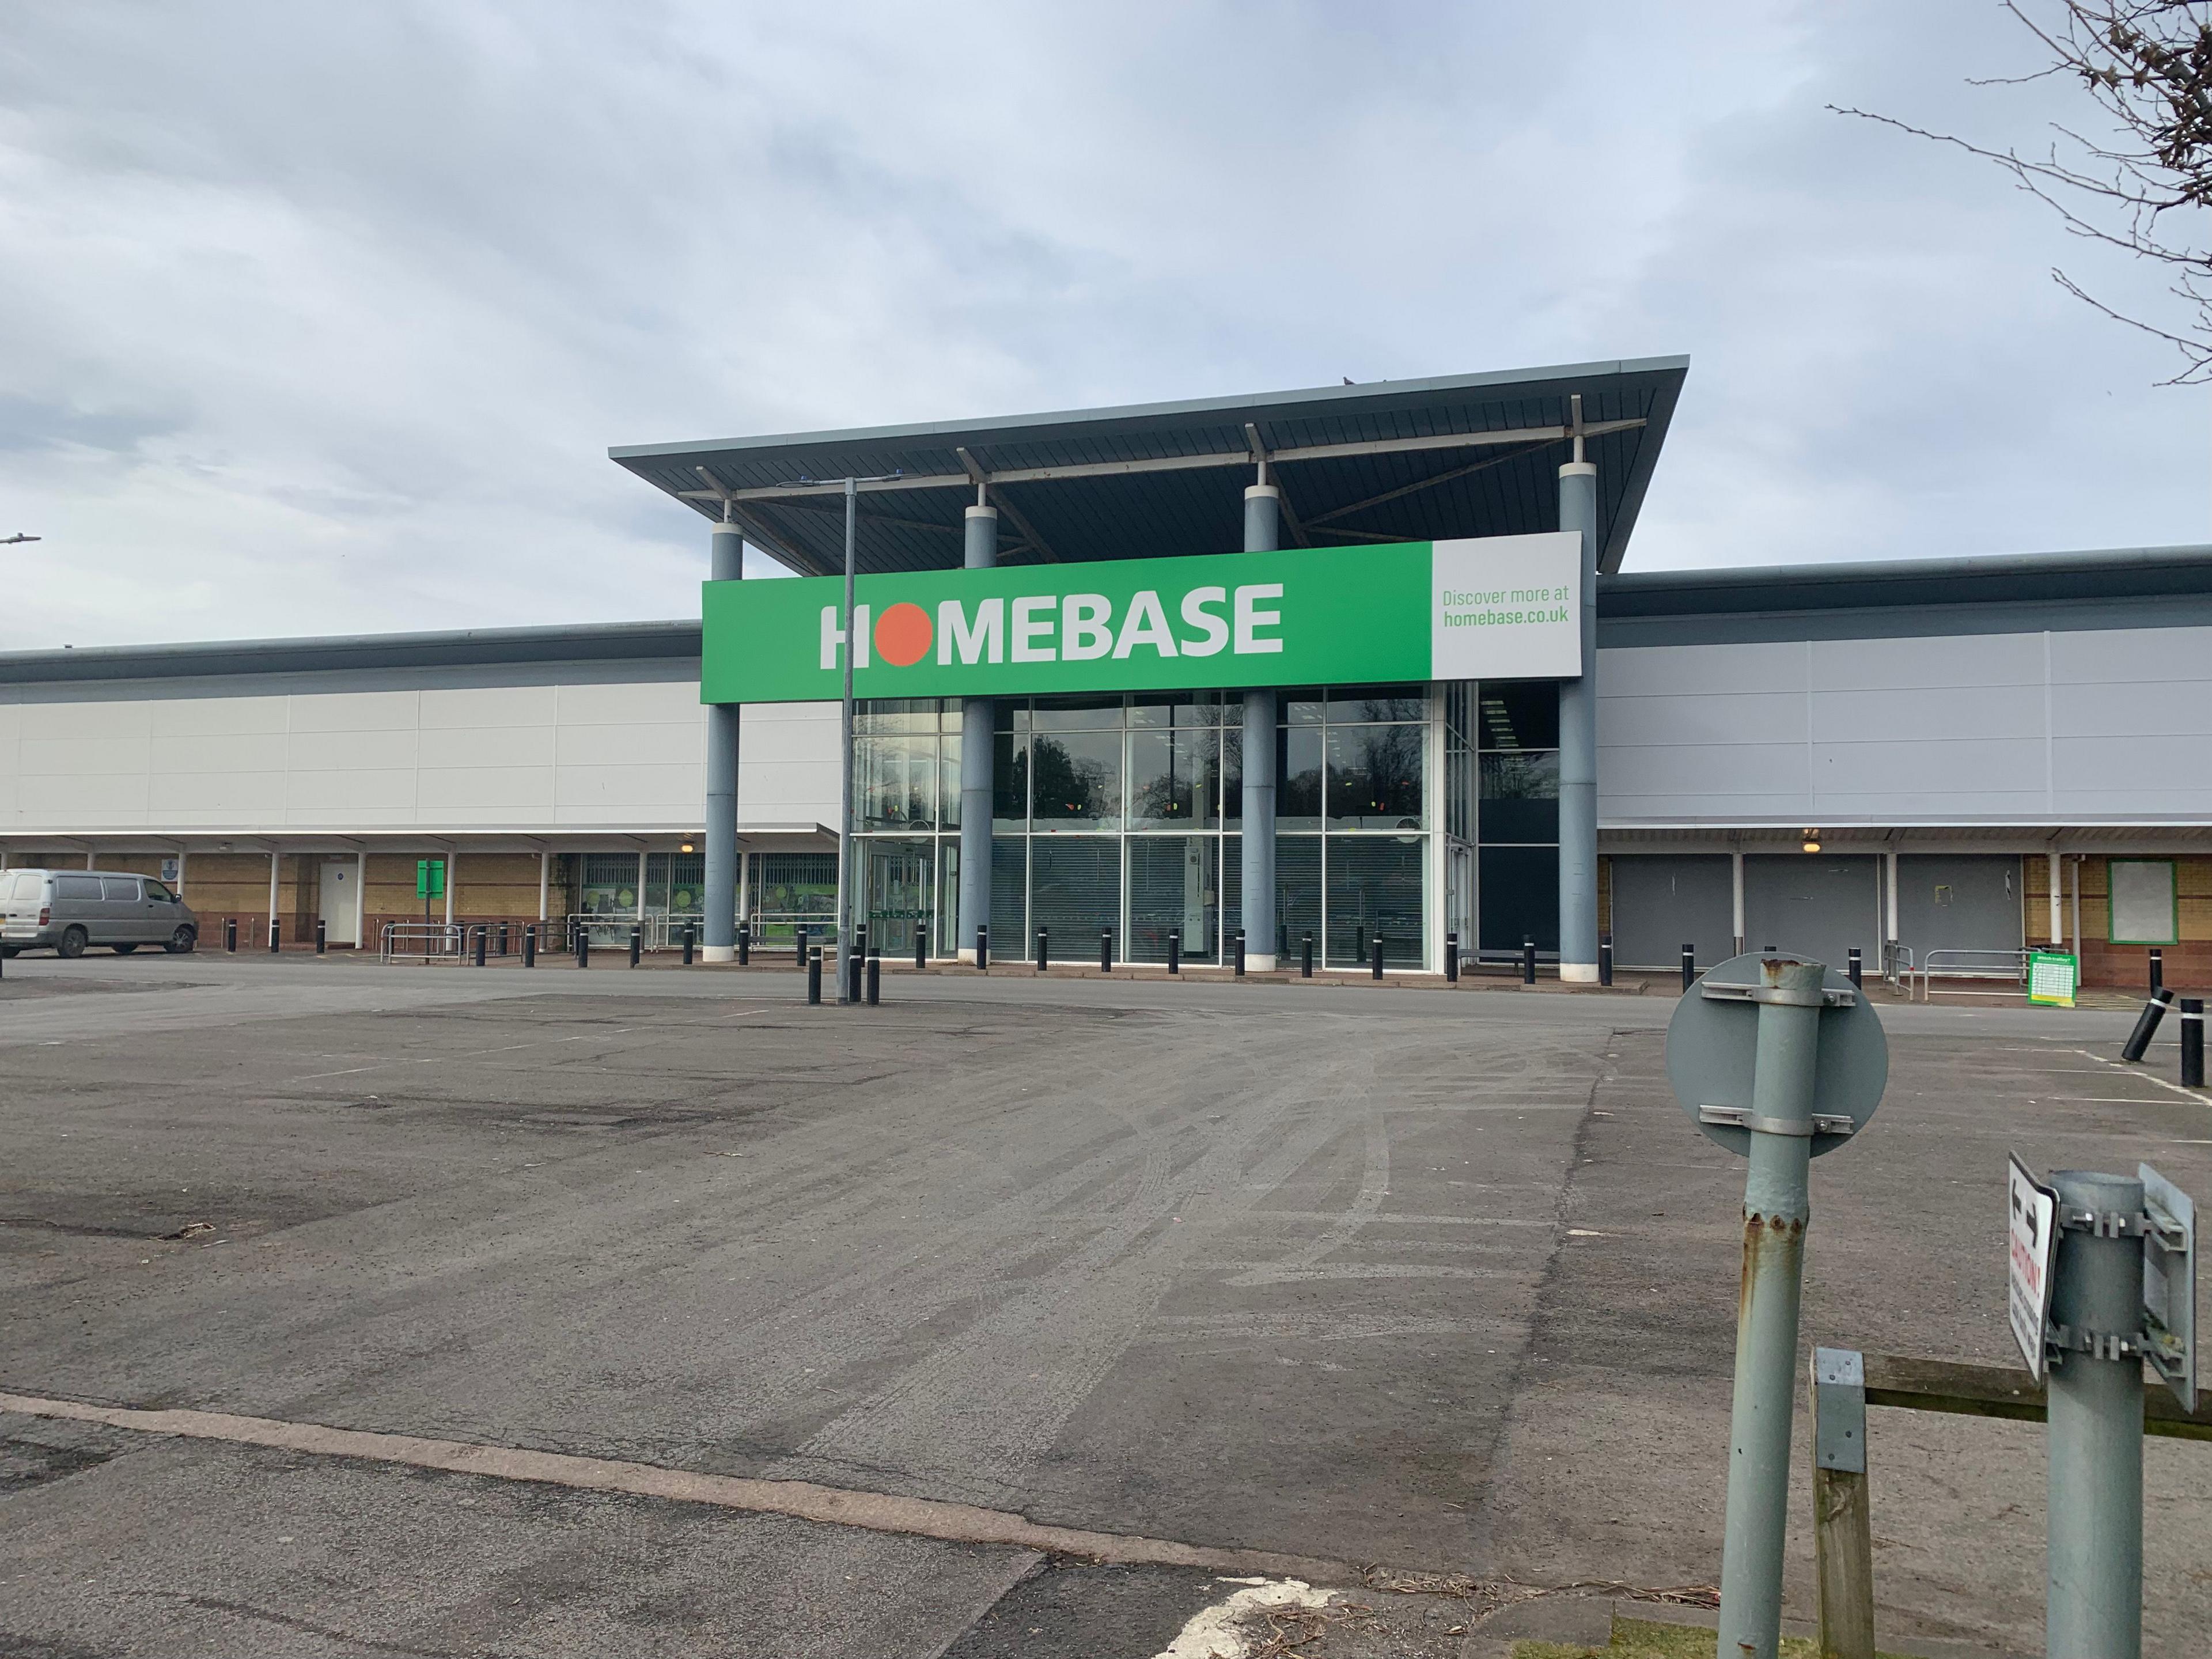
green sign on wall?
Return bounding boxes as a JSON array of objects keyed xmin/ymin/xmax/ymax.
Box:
[{"xmin": 701, "ymin": 532, "xmax": 1582, "ymax": 704}]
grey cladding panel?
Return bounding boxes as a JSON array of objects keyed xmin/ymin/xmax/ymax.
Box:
[
  {"xmin": 1808, "ymin": 630, "xmax": 2043, "ymax": 692},
  {"xmin": 1809, "ymin": 685, "xmax": 2044, "ymax": 745},
  {"xmin": 1599, "ymin": 689, "xmax": 1809, "ymax": 749}
]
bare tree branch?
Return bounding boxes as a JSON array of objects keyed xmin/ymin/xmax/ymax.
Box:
[{"xmin": 1836, "ymin": 2, "xmax": 2212, "ymax": 384}]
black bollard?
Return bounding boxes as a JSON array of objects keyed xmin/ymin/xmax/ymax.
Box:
[
  {"xmin": 1521, "ymin": 938, "xmax": 1536, "ymax": 986},
  {"xmin": 524, "ymin": 923, "xmax": 536, "ymax": 968},
  {"xmin": 2150, "ymin": 948, "xmax": 2164, "ymax": 993},
  {"xmin": 1035, "ymin": 926, "xmax": 1048, "ymax": 971},
  {"xmin": 806, "ymin": 945, "xmax": 822, "ymax": 1005},
  {"xmin": 1680, "ymin": 944, "xmax": 1695, "ymax": 993},
  {"xmin": 737, "ymin": 921, "xmax": 751, "ymax": 966},
  {"xmin": 1599, "ymin": 935, "xmax": 1613, "ymax": 987},
  {"xmin": 498, "ymin": 922, "xmax": 510, "ymax": 957},
  {"xmin": 1234, "ymin": 929, "xmax": 1246, "ymax": 977},
  {"xmin": 2123, "ymin": 987, "xmax": 2175, "ymax": 1063},
  {"xmin": 682, "ymin": 925, "xmax": 695, "ymax": 966},
  {"xmin": 270, "ymin": 920, "xmax": 281, "ymax": 954},
  {"xmin": 976, "ymin": 922, "xmax": 990, "ymax": 971},
  {"xmin": 795, "ymin": 923, "xmax": 808, "ymax": 968},
  {"xmin": 1101, "ymin": 930, "xmax": 1113, "ymax": 973},
  {"xmin": 866, "ymin": 946, "xmax": 880, "ymax": 1006},
  {"xmin": 915, "ymin": 921, "xmax": 927, "ymax": 971},
  {"xmin": 1445, "ymin": 930, "xmax": 1459, "ymax": 984},
  {"xmin": 474, "ymin": 926, "xmax": 487, "ymax": 967},
  {"xmin": 2183, "ymin": 999, "xmax": 2205, "ymax": 1089},
  {"xmin": 628, "ymin": 925, "xmax": 641, "ymax": 968},
  {"xmin": 316, "ymin": 918, "xmax": 327, "ymax": 956},
  {"xmin": 1372, "ymin": 934, "xmax": 1385, "ymax": 980},
  {"xmin": 1167, "ymin": 927, "xmax": 1181, "ymax": 975},
  {"xmin": 225, "ymin": 916, "xmax": 237, "ymax": 953},
  {"xmin": 577, "ymin": 928, "xmax": 590, "ymax": 969},
  {"xmin": 1301, "ymin": 931, "xmax": 1313, "ymax": 979},
  {"xmin": 1847, "ymin": 946, "xmax": 1862, "ymax": 987}
]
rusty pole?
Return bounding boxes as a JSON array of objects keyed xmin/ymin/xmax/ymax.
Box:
[{"xmin": 1717, "ymin": 956, "xmax": 1826, "ymax": 1659}]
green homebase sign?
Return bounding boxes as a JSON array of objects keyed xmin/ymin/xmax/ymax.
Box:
[{"xmin": 702, "ymin": 533, "xmax": 1582, "ymax": 703}]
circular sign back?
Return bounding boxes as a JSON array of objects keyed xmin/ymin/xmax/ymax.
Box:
[{"xmin": 1664, "ymin": 952, "xmax": 1889, "ymax": 1158}]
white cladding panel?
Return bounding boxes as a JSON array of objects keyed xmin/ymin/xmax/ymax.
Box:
[
  {"xmin": 1600, "ymin": 624, "xmax": 2212, "ymax": 825},
  {"xmin": 0, "ymin": 673, "xmax": 842, "ymax": 834}
]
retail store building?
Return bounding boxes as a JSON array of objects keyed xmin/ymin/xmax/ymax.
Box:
[{"xmin": 3, "ymin": 361, "xmax": 2209, "ymax": 984}]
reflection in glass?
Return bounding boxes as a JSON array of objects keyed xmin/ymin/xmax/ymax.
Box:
[
  {"xmin": 863, "ymin": 840, "xmax": 933, "ymax": 959},
  {"xmin": 1275, "ymin": 835, "xmax": 1323, "ymax": 962},
  {"xmin": 941, "ymin": 731, "xmax": 962, "ymax": 828},
  {"xmin": 1031, "ymin": 695, "xmax": 1123, "ymax": 730},
  {"xmin": 1282, "ymin": 688, "xmax": 1325, "ymax": 725},
  {"xmin": 1479, "ymin": 751, "xmax": 1559, "ymax": 843},
  {"xmin": 1325, "ymin": 685, "xmax": 1424, "ymax": 724},
  {"xmin": 994, "ymin": 730, "xmax": 1029, "ymax": 829},
  {"xmin": 1128, "ymin": 836, "xmax": 1217, "ymax": 963},
  {"xmin": 1217, "ymin": 726, "xmax": 1241, "ymax": 825},
  {"xmin": 1278, "ymin": 726, "xmax": 1323, "ymax": 828},
  {"xmin": 1326, "ymin": 724, "xmax": 1424, "ymax": 828},
  {"xmin": 859, "ymin": 732, "xmax": 936, "ymax": 829},
  {"xmin": 1325, "ymin": 835, "xmax": 1426, "ymax": 967},
  {"xmin": 856, "ymin": 699, "xmax": 940, "ymax": 734},
  {"xmin": 1031, "ymin": 730, "xmax": 1122, "ymax": 828},
  {"xmin": 1128, "ymin": 725, "xmax": 1217, "ymax": 828}
]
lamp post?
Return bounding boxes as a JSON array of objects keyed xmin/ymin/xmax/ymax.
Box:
[{"xmin": 778, "ymin": 469, "xmax": 903, "ymax": 1003}]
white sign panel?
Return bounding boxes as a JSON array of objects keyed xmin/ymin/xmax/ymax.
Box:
[
  {"xmin": 2009, "ymin": 1153, "xmax": 2059, "ymax": 1380},
  {"xmin": 1429, "ymin": 531, "xmax": 1583, "ymax": 683}
]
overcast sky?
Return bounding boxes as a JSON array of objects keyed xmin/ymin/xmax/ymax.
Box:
[{"xmin": 2, "ymin": 2, "xmax": 2206, "ymax": 650}]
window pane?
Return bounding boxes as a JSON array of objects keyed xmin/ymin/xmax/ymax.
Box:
[
  {"xmin": 1132, "ymin": 690, "xmax": 1240, "ymax": 728},
  {"xmin": 581, "ymin": 853, "xmax": 639, "ymax": 914},
  {"xmin": 1031, "ymin": 694, "xmax": 1123, "ymax": 730},
  {"xmin": 1128, "ymin": 725, "xmax": 1216, "ymax": 828},
  {"xmin": 1282, "ymin": 688, "xmax": 1324, "ymax": 726},
  {"xmin": 1031, "ymin": 730, "xmax": 1123, "ymax": 830},
  {"xmin": 941, "ymin": 730, "xmax": 963, "ymax": 828},
  {"xmin": 862, "ymin": 839, "xmax": 933, "ymax": 959},
  {"xmin": 1325, "ymin": 835, "xmax": 1426, "ymax": 967},
  {"xmin": 1216, "ymin": 724, "xmax": 1241, "ymax": 825},
  {"xmin": 994, "ymin": 730, "xmax": 1029, "ymax": 828},
  {"xmin": 1479, "ymin": 844, "xmax": 1558, "ymax": 953},
  {"xmin": 1477, "ymin": 682, "xmax": 1559, "ymax": 751},
  {"xmin": 1325, "ymin": 724, "xmax": 1425, "ymax": 829},
  {"xmin": 1325, "ymin": 685, "xmax": 1424, "ymax": 724},
  {"xmin": 856, "ymin": 699, "xmax": 938, "ymax": 734},
  {"xmin": 1278, "ymin": 726, "xmax": 1322, "ymax": 828},
  {"xmin": 859, "ymin": 732, "xmax": 936, "ymax": 830},
  {"xmin": 747, "ymin": 851, "xmax": 836, "ymax": 947},
  {"xmin": 666, "ymin": 853, "xmax": 703, "ymax": 915},
  {"xmin": 1030, "ymin": 838, "xmax": 1121, "ymax": 958},
  {"xmin": 1480, "ymin": 752, "xmax": 1559, "ymax": 843},
  {"xmin": 101, "ymin": 877, "xmax": 141, "ymax": 901},
  {"xmin": 1128, "ymin": 836, "xmax": 1218, "ymax": 963},
  {"xmin": 990, "ymin": 835, "xmax": 1027, "ymax": 944}
]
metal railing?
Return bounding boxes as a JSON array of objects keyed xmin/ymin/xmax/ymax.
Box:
[
  {"xmin": 563, "ymin": 912, "xmax": 708, "ymax": 951},
  {"xmin": 380, "ymin": 922, "xmax": 467, "ymax": 964},
  {"xmin": 1913, "ymin": 946, "xmax": 2029, "ymax": 1002}
]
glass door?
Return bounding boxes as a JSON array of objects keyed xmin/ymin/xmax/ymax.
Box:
[{"xmin": 865, "ymin": 840, "xmax": 933, "ymax": 960}]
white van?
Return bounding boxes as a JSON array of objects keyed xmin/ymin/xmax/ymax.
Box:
[{"xmin": 0, "ymin": 869, "xmax": 200, "ymax": 957}]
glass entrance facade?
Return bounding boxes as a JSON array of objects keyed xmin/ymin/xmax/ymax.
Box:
[{"xmin": 853, "ymin": 685, "xmax": 1440, "ymax": 967}]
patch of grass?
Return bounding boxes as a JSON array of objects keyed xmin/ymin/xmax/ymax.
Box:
[{"xmin": 1516, "ymin": 1615, "xmax": 1922, "ymax": 1658}]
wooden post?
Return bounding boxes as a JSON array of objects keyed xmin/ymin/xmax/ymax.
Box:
[{"xmin": 1811, "ymin": 1349, "xmax": 1875, "ymax": 1659}]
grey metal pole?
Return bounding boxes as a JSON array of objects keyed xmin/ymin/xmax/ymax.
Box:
[
  {"xmin": 703, "ymin": 516, "xmax": 743, "ymax": 961},
  {"xmin": 1715, "ymin": 956, "xmax": 1824, "ymax": 1659},
  {"xmin": 2046, "ymin": 1168, "xmax": 2145, "ymax": 1659},
  {"xmin": 959, "ymin": 503, "xmax": 997, "ymax": 962},
  {"xmin": 1556, "ymin": 450, "xmax": 1600, "ymax": 982},
  {"xmin": 836, "ymin": 478, "xmax": 857, "ymax": 1004},
  {"xmin": 1242, "ymin": 483, "xmax": 1280, "ymax": 970}
]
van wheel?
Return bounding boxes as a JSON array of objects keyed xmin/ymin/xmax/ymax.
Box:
[
  {"xmin": 112, "ymin": 942, "xmax": 140, "ymax": 954},
  {"xmin": 58, "ymin": 926, "xmax": 88, "ymax": 959},
  {"xmin": 166, "ymin": 927, "xmax": 196, "ymax": 955}
]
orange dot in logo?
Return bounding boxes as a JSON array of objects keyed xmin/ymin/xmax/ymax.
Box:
[{"xmin": 873, "ymin": 601, "xmax": 933, "ymax": 667}]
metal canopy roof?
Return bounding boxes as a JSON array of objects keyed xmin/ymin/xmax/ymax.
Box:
[{"xmin": 609, "ymin": 357, "xmax": 1687, "ymax": 579}]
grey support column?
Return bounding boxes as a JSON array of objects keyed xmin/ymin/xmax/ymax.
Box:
[
  {"xmin": 702, "ymin": 517, "xmax": 743, "ymax": 961},
  {"xmin": 957, "ymin": 504, "xmax": 998, "ymax": 961},
  {"xmin": 1556, "ymin": 459, "xmax": 1600, "ymax": 981},
  {"xmin": 1241, "ymin": 484, "xmax": 1281, "ymax": 971}
]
